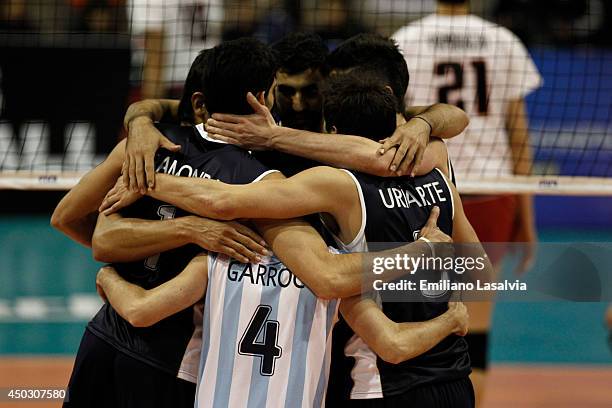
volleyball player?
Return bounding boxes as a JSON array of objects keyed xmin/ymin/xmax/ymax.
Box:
[
  {"xmin": 53, "ymin": 40, "xmax": 281, "ymax": 408},
  {"xmin": 55, "ymin": 38, "xmax": 457, "ymax": 407},
  {"xmin": 121, "ymin": 33, "xmax": 469, "ymax": 192},
  {"xmin": 94, "ymin": 214, "xmax": 469, "ymax": 407},
  {"xmin": 391, "ymin": 0, "xmax": 543, "ymax": 402},
  {"xmin": 102, "ymin": 73, "xmax": 492, "ymax": 407}
]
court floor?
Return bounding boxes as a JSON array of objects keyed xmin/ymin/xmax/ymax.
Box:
[{"xmin": 0, "ymin": 358, "xmax": 610, "ymax": 408}]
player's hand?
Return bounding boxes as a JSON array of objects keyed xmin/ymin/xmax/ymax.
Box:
[
  {"xmin": 100, "ymin": 177, "xmax": 143, "ymax": 215},
  {"xmin": 511, "ymin": 213, "xmax": 537, "ymax": 276},
  {"xmin": 418, "ymin": 206, "xmax": 454, "ymax": 258},
  {"xmin": 378, "ymin": 116, "xmax": 430, "ymax": 177},
  {"xmin": 447, "ymin": 301, "xmax": 469, "ymax": 336},
  {"xmin": 124, "ymin": 116, "xmax": 181, "ymax": 193},
  {"xmin": 205, "ymin": 92, "xmax": 277, "ymax": 150},
  {"xmin": 184, "ymin": 217, "xmax": 270, "ymax": 264},
  {"xmin": 95, "ymin": 266, "xmax": 115, "ymax": 303}
]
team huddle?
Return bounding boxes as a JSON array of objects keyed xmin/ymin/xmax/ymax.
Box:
[{"xmin": 52, "ymin": 29, "xmax": 493, "ymax": 408}]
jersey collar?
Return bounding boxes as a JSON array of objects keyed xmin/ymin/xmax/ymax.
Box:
[{"xmin": 195, "ymin": 123, "xmax": 229, "ymax": 145}]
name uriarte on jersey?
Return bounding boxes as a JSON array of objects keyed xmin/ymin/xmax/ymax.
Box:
[
  {"xmin": 87, "ymin": 122, "xmax": 277, "ymax": 382},
  {"xmin": 328, "ymin": 168, "xmax": 470, "ymax": 399},
  {"xmin": 196, "ymin": 249, "xmax": 340, "ymax": 408}
]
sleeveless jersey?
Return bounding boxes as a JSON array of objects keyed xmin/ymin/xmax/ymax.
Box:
[
  {"xmin": 87, "ymin": 122, "xmax": 276, "ymax": 378},
  {"xmin": 327, "ymin": 168, "xmax": 470, "ymax": 399},
  {"xmin": 195, "ymin": 252, "xmax": 340, "ymax": 408}
]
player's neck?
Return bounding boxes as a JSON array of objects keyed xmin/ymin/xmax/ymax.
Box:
[{"xmin": 437, "ymin": 3, "xmax": 469, "ymax": 16}]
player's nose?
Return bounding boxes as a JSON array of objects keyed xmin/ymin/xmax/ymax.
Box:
[{"xmin": 292, "ymin": 94, "xmax": 305, "ymax": 112}]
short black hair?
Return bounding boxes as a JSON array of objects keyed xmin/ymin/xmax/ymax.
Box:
[
  {"xmin": 439, "ymin": 0, "xmax": 467, "ymax": 4},
  {"xmin": 323, "ymin": 71, "xmax": 398, "ymax": 141},
  {"xmin": 178, "ymin": 49, "xmax": 210, "ymax": 123},
  {"xmin": 327, "ymin": 34, "xmax": 409, "ymax": 105},
  {"xmin": 178, "ymin": 38, "xmax": 277, "ymax": 122},
  {"xmin": 272, "ymin": 32, "xmax": 328, "ymax": 75}
]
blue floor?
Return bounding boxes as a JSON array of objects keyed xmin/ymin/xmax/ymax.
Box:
[{"xmin": 0, "ymin": 216, "xmax": 611, "ymax": 364}]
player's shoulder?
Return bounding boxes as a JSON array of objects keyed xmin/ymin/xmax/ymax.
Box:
[
  {"xmin": 392, "ymin": 14, "xmax": 434, "ymax": 41},
  {"xmin": 220, "ymin": 146, "xmax": 279, "ymax": 183},
  {"xmin": 304, "ymin": 165, "xmax": 352, "ymax": 180},
  {"xmin": 470, "ymin": 15, "xmax": 521, "ymax": 43}
]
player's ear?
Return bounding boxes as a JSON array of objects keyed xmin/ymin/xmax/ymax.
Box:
[
  {"xmin": 191, "ymin": 92, "xmax": 208, "ymax": 121},
  {"xmin": 383, "ymin": 85, "xmax": 394, "ymax": 95}
]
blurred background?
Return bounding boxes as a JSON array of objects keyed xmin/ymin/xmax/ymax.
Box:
[{"xmin": 0, "ymin": 0, "xmax": 611, "ymax": 407}]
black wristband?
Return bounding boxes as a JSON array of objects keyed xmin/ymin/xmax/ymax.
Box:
[{"xmin": 413, "ymin": 115, "xmax": 433, "ymax": 136}]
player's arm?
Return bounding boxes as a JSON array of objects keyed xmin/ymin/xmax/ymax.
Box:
[
  {"xmin": 95, "ymin": 253, "xmax": 208, "ymax": 327},
  {"xmin": 375, "ymin": 103, "xmax": 468, "ymax": 175},
  {"xmin": 404, "ymin": 104, "xmax": 469, "ymax": 139},
  {"xmin": 447, "ymin": 173, "xmax": 494, "ymax": 285},
  {"xmin": 252, "ymin": 217, "xmax": 436, "ymax": 300},
  {"xmin": 205, "ymin": 93, "xmax": 465, "ymax": 177},
  {"xmin": 507, "ymin": 98, "xmax": 537, "ymax": 273},
  {"xmin": 100, "ymin": 170, "xmax": 449, "ymax": 299},
  {"xmin": 124, "ymin": 99, "xmax": 180, "ymax": 128},
  {"xmin": 254, "ymin": 208, "xmax": 446, "ymax": 300},
  {"xmin": 340, "ymin": 298, "xmax": 468, "ymax": 364},
  {"xmin": 92, "ymin": 211, "xmax": 267, "ymax": 264},
  {"xmin": 50, "ymin": 139, "xmax": 126, "ymax": 247},
  {"xmin": 140, "ymin": 29, "xmax": 165, "ymax": 100},
  {"xmin": 102, "ymin": 167, "xmax": 351, "ymax": 224}
]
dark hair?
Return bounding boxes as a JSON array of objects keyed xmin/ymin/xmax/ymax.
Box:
[
  {"xmin": 178, "ymin": 38, "xmax": 277, "ymax": 122},
  {"xmin": 178, "ymin": 49, "xmax": 210, "ymax": 123},
  {"xmin": 323, "ymin": 71, "xmax": 398, "ymax": 141},
  {"xmin": 327, "ymin": 34, "xmax": 409, "ymax": 105},
  {"xmin": 272, "ymin": 32, "xmax": 328, "ymax": 75},
  {"xmin": 438, "ymin": 0, "xmax": 468, "ymax": 4}
]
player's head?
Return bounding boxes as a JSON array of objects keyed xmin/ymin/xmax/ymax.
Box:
[
  {"xmin": 178, "ymin": 38, "xmax": 278, "ymax": 124},
  {"xmin": 322, "ymin": 71, "xmax": 398, "ymax": 141},
  {"xmin": 327, "ymin": 33, "xmax": 409, "ymax": 109},
  {"xmin": 272, "ymin": 32, "xmax": 328, "ymax": 132}
]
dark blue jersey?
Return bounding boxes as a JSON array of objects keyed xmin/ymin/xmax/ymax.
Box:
[
  {"xmin": 88, "ymin": 123, "xmax": 275, "ymax": 377},
  {"xmin": 327, "ymin": 168, "xmax": 470, "ymax": 400}
]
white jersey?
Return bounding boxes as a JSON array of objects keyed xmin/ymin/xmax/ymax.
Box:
[
  {"xmin": 128, "ymin": 0, "xmax": 223, "ymax": 85},
  {"xmin": 393, "ymin": 14, "xmax": 542, "ymax": 178},
  {"xmin": 195, "ymin": 252, "xmax": 340, "ymax": 408}
]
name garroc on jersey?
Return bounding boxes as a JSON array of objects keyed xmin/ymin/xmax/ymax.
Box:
[
  {"xmin": 227, "ymin": 260, "xmax": 305, "ymax": 289},
  {"xmin": 156, "ymin": 156, "xmax": 213, "ymax": 179},
  {"xmin": 379, "ymin": 181, "xmax": 447, "ymax": 209}
]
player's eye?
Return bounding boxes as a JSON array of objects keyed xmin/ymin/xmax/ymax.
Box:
[
  {"xmin": 277, "ymin": 85, "xmax": 296, "ymax": 98},
  {"xmin": 301, "ymin": 85, "xmax": 319, "ymax": 98}
]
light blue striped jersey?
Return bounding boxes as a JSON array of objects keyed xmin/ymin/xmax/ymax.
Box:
[{"xmin": 195, "ymin": 252, "xmax": 340, "ymax": 408}]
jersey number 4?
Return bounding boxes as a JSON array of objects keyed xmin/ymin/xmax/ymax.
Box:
[
  {"xmin": 239, "ymin": 305, "xmax": 283, "ymax": 376},
  {"xmin": 436, "ymin": 60, "xmax": 488, "ymax": 115}
]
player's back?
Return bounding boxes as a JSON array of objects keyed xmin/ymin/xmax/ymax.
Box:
[
  {"xmin": 393, "ymin": 13, "xmax": 541, "ymax": 177},
  {"xmin": 196, "ymin": 253, "xmax": 339, "ymax": 408},
  {"xmin": 88, "ymin": 122, "xmax": 275, "ymax": 380},
  {"xmin": 327, "ymin": 169, "xmax": 470, "ymax": 399}
]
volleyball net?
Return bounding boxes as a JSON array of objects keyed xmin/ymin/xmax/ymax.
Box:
[{"xmin": 0, "ymin": 0, "xmax": 610, "ymax": 194}]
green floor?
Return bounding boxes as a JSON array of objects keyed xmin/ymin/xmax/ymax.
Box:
[{"xmin": 1, "ymin": 216, "xmax": 611, "ymax": 364}]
